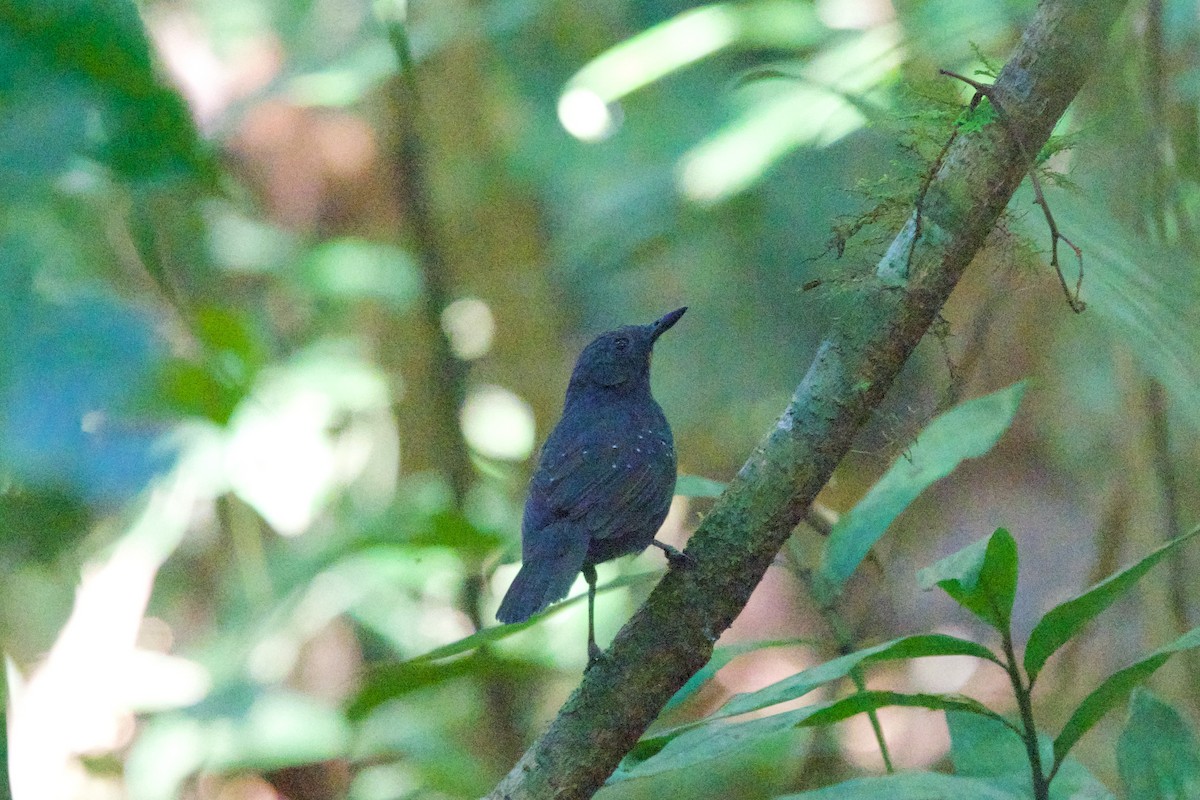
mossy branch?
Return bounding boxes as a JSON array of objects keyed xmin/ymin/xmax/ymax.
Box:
[{"xmin": 485, "ymin": 2, "xmax": 1130, "ymax": 798}]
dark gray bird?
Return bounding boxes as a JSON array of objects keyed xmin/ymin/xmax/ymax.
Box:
[{"xmin": 496, "ymin": 307, "xmax": 689, "ymax": 663}]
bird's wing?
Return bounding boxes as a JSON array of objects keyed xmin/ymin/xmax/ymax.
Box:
[{"xmin": 527, "ymin": 434, "xmax": 674, "ymax": 542}]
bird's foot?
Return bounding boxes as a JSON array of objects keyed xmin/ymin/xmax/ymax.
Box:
[{"xmin": 652, "ymin": 540, "xmax": 697, "ymax": 569}]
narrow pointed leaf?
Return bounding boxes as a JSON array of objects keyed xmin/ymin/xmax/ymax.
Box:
[
  {"xmin": 918, "ymin": 528, "xmax": 1019, "ymax": 631},
  {"xmin": 1025, "ymin": 524, "xmax": 1200, "ymax": 682},
  {"xmin": 714, "ymin": 633, "xmax": 1001, "ymax": 720},
  {"xmin": 1053, "ymin": 626, "xmax": 1200, "ymax": 769},
  {"xmin": 816, "ymin": 382, "xmax": 1025, "ymax": 603},
  {"xmin": 611, "ymin": 710, "xmax": 812, "ymax": 782},
  {"xmin": 795, "ymin": 690, "xmax": 1016, "ymax": 733},
  {"xmin": 419, "ymin": 571, "xmax": 659, "ymax": 663},
  {"xmin": 620, "ymin": 691, "xmax": 1007, "ymax": 783},
  {"xmin": 664, "ymin": 638, "xmax": 812, "ymax": 712}
]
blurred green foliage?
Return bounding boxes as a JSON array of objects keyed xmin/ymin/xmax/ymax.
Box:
[{"xmin": 2, "ymin": 0, "xmax": 1200, "ymax": 798}]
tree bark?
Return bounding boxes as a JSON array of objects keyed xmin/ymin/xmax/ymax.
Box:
[{"xmin": 485, "ymin": 1, "xmax": 1130, "ymax": 797}]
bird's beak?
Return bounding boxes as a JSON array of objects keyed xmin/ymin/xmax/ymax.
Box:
[{"xmin": 650, "ymin": 306, "xmax": 687, "ymax": 341}]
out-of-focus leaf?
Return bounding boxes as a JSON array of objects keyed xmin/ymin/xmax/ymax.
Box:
[
  {"xmin": 613, "ymin": 710, "xmax": 811, "ymax": 783},
  {"xmin": 674, "ymin": 474, "xmax": 727, "ymax": 498},
  {"xmin": 917, "ymin": 529, "xmax": 1019, "ymax": 632},
  {"xmin": 348, "ymin": 655, "xmax": 491, "ymax": 720},
  {"xmin": 794, "ymin": 691, "xmax": 1011, "ymax": 731},
  {"xmin": 664, "ymin": 638, "xmax": 812, "ymax": 712},
  {"xmin": 562, "ymin": 1, "xmax": 825, "ymax": 108},
  {"xmin": 897, "ymin": 0, "xmax": 1022, "ymax": 65},
  {"xmin": 677, "ymin": 24, "xmax": 901, "ymax": 202},
  {"xmin": 126, "ymin": 686, "xmax": 350, "ymax": 800},
  {"xmin": 645, "ymin": 633, "xmax": 999, "ymax": 748},
  {"xmin": 1024, "ymin": 524, "xmax": 1200, "ymax": 682},
  {"xmin": 222, "ymin": 345, "xmax": 393, "ymax": 534},
  {"xmin": 194, "ymin": 306, "xmax": 271, "ymax": 380},
  {"xmin": 625, "ymin": 691, "xmax": 1006, "ymax": 782},
  {"xmin": 816, "ymin": 383, "xmax": 1025, "ymax": 603},
  {"xmin": 0, "ymin": 0, "xmax": 210, "ymax": 185},
  {"xmin": 303, "ymin": 238, "xmax": 423, "ymax": 310},
  {"xmin": 775, "ymin": 772, "xmax": 1024, "ymax": 800},
  {"xmin": 402, "ymin": 510, "xmax": 506, "ymax": 556},
  {"xmin": 151, "ymin": 305, "xmax": 271, "ymax": 424},
  {"xmin": 1026, "ymin": 187, "xmax": 1200, "ymax": 427},
  {"xmin": 1117, "ymin": 688, "xmax": 1200, "ymax": 800},
  {"xmin": 1053, "ymin": 626, "xmax": 1200, "ymax": 769},
  {"xmin": 947, "ymin": 710, "xmax": 1113, "ymax": 800},
  {"xmin": 0, "ymin": 484, "xmax": 92, "ymax": 564},
  {"xmin": 415, "ymin": 571, "xmax": 661, "ymax": 663},
  {"xmin": 154, "ymin": 360, "xmax": 243, "ymax": 425}
]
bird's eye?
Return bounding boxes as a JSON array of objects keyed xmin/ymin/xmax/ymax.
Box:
[{"xmin": 615, "ymin": 337, "xmax": 629, "ymax": 351}]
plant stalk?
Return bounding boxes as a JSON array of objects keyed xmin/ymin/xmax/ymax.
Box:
[{"xmin": 1001, "ymin": 625, "xmax": 1049, "ymax": 800}]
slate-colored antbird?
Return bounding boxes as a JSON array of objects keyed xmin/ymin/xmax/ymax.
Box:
[{"xmin": 496, "ymin": 307, "xmax": 690, "ymax": 663}]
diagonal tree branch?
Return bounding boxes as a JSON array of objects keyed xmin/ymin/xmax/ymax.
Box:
[{"xmin": 485, "ymin": 2, "xmax": 1129, "ymax": 797}]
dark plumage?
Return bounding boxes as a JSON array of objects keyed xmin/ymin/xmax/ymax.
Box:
[{"xmin": 496, "ymin": 307, "xmax": 689, "ymax": 662}]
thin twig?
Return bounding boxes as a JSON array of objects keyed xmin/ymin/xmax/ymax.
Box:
[
  {"xmin": 907, "ymin": 129, "xmax": 960, "ymax": 272},
  {"xmin": 940, "ymin": 69, "xmax": 1087, "ymax": 313}
]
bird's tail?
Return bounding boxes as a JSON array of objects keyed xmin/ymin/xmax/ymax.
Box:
[{"xmin": 496, "ymin": 534, "xmax": 587, "ymax": 624}]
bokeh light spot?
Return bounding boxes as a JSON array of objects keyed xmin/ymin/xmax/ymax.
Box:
[
  {"xmin": 460, "ymin": 386, "xmax": 535, "ymax": 461},
  {"xmin": 557, "ymin": 88, "xmax": 619, "ymax": 142},
  {"xmin": 441, "ymin": 297, "xmax": 495, "ymax": 360}
]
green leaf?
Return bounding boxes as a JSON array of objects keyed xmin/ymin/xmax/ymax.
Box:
[
  {"xmin": 612, "ymin": 710, "xmax": 812, "ymax": 783},
  {"xmin": 918, "ymin": 528, "xmax": 1019, "ymax": 632},
  {"xmin": 302, "ymin": 238, "xmax": 423, "ymax": 309},
  {"xmin": 622, "ymin": 691, "xmax": 1006, "ymax": 783},
  {"xmin": 675, "ymin": 474, "xmax": 727, "ymax": 498},
  {"xmin": 1117, "ymin": 688, "xmax": 1200, "ymax": 800},
  {"xmin": 775, "ymin": 772, "xmax": 1025, "ymax": 800},
  {"xmin": 565, "ymin": 1, "xmax": 824, "ymax": 106},
  {"xmin": 816, "ymin": 382, "xmax": 1025, "ymax": 603},
  {"xmin": 1016, "ymin": 187, "xmax": 1200, "ymax": 428},
  {"xmin": 947, "ymin": 711, "xmax": 1113, "ymax": 800},
  {"xmin": 1024, "ymin": 524, "xmax": 1200, "ymax": 682},
  {"xmin": 949, "ymin": 710, "xmax": 1041, "ymax": 793},
  {"xmin": 349, "ymin": 654, "xmax": 505, "ymax": 720},
  {"xmin": 412, "ymin": 571, "xmax": 661, "ymax": 663},
  {"xmin": 0, "ymin": 0, "xmax": 210, "ymax": 185},
  {"xmin": 0, "ymin": 484, "xmax": 92, "ymax": 564},
  {"xmin": 701, "ymin": 634, "xmax": 1000, "ymax": 723},
  {"xmin": 1054, "ymin": 626, "xmax": 1200, "ymax": 769},
  {"xmin": 795, "ymin": 691, "xmax": 1014, "ymax": 732},
  {"xmin": 404, "ymin": 511, "xmax": 506, "ymax": 556},
  {"xmin": 127, "ymin": 688, "xmax": 350, "ymax": 800},
  {"xmin": 664, "ymin": 638, "xmax": 813, "ymax": 713}
]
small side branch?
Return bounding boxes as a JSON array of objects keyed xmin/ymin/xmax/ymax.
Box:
[{"xmin": 940, "ymin": 69, "xmax": 1087, "ymax": 313}]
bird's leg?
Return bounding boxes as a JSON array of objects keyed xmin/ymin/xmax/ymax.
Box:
[
  {"xmin": 583, "ymin": 563, "xmax": 602, "ymax": 666},
  {"xmin": 651, "ymin": 539, "xmax": 697, "ymax": 569}
]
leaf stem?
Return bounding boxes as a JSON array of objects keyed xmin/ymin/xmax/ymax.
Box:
[
  {"xmin": 1000, "ymin": 625, "xmax": 1049, "ymax": 800},
  {"xmin": 827, "ymin": 611, "xmax": 895, "ymax": 773}
]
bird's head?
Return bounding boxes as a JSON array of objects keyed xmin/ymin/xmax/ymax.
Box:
[{"xmin": 567, "ymin": 307, "xmax": 686, "ymax": 394}]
